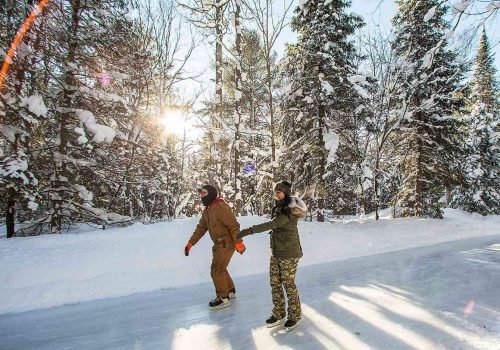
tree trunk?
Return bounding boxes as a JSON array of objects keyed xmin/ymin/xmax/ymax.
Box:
[
  {"xmin": 6, "ymin": 191, "xmax": 16, "ymax": 238},
  {"xmin": 445, "ymin": 186, "xmax": 451, "ymax": 206},
  {"xmin": 233, "ymin": 0, "xmax": 242, "ymax": 215},
  {"xmin": 266, "ymin": 59, "xmax": 276, "ymax": 181},
  {"xmin": 316, "ymin": 103, "xmax": 326, "ymax": 222},
  {"xmin": 213, "ymin": 2, "xmax": 224, "ymax": 189},
  {"xmin": 374, "ymin": 156, "xmax": 380, "ymax": 221},
  {"xmin": 51, "ymin": 0, "xmax": 81, "ymax": 232},
  {"xmin": 414, "ymin": 131, "xmax": 423, "ymax": 217}
]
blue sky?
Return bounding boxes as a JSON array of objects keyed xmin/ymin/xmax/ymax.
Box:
[
  {"xmin": 352, "ymin": 0, "xmax": 500, "ymax": 70},
  {"xmin": 276, "ymin": 0, "xmax": 500, "ymax": 68},
  {"xmin": 179, "ymin": 0, "xmax": 500, "ymax": 101}
]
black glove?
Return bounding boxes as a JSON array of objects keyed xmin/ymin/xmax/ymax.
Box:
[{"xmin": 237, "ymin": 227, "xmax": 253, "ymax": 239}]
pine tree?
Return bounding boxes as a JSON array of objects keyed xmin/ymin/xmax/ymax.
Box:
[
  {"xmin": 281, "ymin": 0, "xmax": 365, "ymax": 221},
  {"xmin": 451, "ymin": 29, "xmax": 500, "ymax": 215},
  {"xmin": 391, "ymin": 0, "xmax": 464, "ymax": 218},
  {"xmin": 470, "ymin": 28, "xmax": 499, "ymax": 112},
  {"xmin": 37, "ymin": 0, "xmax": 138, "ymax": 231},
  {"xmin": 0, "ymin": 1, "xmax": 46, "ymax": 237}
]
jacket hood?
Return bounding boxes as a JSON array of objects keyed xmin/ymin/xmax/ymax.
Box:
[{"xmin": 288, "ymin": 196, "xmax": 308, "ymax": 218}]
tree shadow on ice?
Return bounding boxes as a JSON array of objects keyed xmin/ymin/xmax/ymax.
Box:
[{"xmin": 278, "ymin": 237, "xmax": 500, "ymax": 349}]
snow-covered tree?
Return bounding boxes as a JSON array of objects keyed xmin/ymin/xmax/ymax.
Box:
[
  {"xmin": 451, "ymin": 29, "xmax": 500, "ymax": 215},
  {"xmin": 36, "ymin": 0, "xmax": 137, "ymax": 231},
  {"xmin": 358, "ymin": 30, "xmax": 406, "ymax": 220},
  {"xmin": 223, "ymin": 29, "xmax": 280, "ymax": 215},
  {"xmin": 178, "ymin": 0, "xmax": 231, "ymax": 192},
  {"xmin": 241, "ymin": 0, "xmax": 295, "ymax": 181},
  {"xmin": 468, "ymin": 28, "xmax": 499, "ymax": 112},
  {"xmin": 281, "ymin": 0, "xmax": 365, "ymax": 221},
  {"xmin": 0, "ymin": 1, "xmax": 46, "ymax": 237},
  {"xmin": 391, "ymin": 0, "xmax": 465, "ymax": 218}
]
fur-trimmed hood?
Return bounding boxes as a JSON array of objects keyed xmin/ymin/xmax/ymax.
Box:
[{"xmin": 288, "ymin": 196, "xmax": 308, "ymax": 218}]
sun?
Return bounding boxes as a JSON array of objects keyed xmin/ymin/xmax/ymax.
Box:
[{"xmin": 160, "ymin": 109, "xmax": 187, "ymax": 137}]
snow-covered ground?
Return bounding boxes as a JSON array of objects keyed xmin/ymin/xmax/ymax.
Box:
[
  {"xmin": 0, "ymin": 208, "xmax": 499, "ymax": 317},
  {"xmin": 0, "ymin": 234, "xmax": 499, "ymax": 349}
]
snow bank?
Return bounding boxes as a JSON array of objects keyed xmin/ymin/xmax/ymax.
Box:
[{"xmin": 0, "ymin": 209, "xmax": 498, "ymax": 315}]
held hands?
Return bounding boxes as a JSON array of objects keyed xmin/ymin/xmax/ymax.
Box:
[
  {"xmin": 184, "ymin": 242, "xmax": 193, "ymax": 256},
  {"xmin": 237, "ymin": 227, "xmax": 253, "ymax": 239},
  {"xmin": 235, "ymin": 242, "xmax": 246, "ymax": 255}
]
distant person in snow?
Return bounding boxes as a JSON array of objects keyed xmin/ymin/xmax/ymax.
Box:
[
  {"xmin": 184, "ymin": 184, "xmax": 246, "ymax": 309},
  {"xmin": 238, "ymin": 181, "xmax": 307, "ymax": 332}
]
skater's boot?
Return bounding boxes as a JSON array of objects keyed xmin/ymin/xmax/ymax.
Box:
[
  {"xmin": 228, "ymin": 288, "xmax": 236, "ymax": 299},
  {"xmin": 266, "ymin": 315, "xmax": 285, "ymax": 328},
  {"xmin": 208, "ymin": 297, "xmax": 230, "ymax": 310},
  {"xmin": 284, "ymin": 319, "xmax": 301, "ymax": 332}
]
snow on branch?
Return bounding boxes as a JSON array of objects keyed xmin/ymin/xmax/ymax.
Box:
[
  {"xmin": 20, "ymin": 94, "xmax": 47, "ymax": 119},
  {"xmin": 0, "ymin": 124, "xmax": 26, "ymax": 143},
  {"xmin": 79, "ymin": 86, "xmax": 130, "ymax": 112},
  {"xmin": 74, "ymin": 109, "xmax": 117, "ymax": 143},
  {"xmin": 485, "ymin": 1, "xmax": 500, "ymax": 11},
  {"xmin": 451, "ymin": 0, "xmax": 471, "ymax": 14},
  {"xmin": 423, "ymin": 6, "xmax": 437, "ymax": 22},
  {"xmin": 323, "ymin": 131, "xmax": 339, "ymax": 165}
]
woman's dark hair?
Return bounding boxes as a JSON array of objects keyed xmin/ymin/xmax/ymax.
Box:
[{"xmin": 271, "ymin": 193, "xmax": 291, "ymax": 219}]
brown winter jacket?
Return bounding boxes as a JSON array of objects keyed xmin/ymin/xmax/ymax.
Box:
[{"xmin": 188, "ymin": 198, "xmax": 242, "ymax": 247}]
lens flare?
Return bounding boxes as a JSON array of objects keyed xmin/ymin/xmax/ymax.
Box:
[
  {"xmin": 98, "ymin": 73, "xmax": 111, "ymax": 86},
  {"xmin": 0, "ymin": 0, "xmax": 51, "ymax": 91},
  {"xmin": 464, "ymin": 299, "xmax": 475, "ymax": 315}
]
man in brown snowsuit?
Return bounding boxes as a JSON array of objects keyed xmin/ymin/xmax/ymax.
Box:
[{"xmin": 184, "ymin": 184, "xmax": 246, "ymax": 309}]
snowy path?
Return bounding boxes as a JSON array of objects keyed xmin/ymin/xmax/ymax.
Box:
[{"xmin": 1, "ymin": 235, "xmax": 499, "ymax": 350}]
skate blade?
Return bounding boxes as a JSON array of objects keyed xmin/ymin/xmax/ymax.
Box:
[
  {"xmin": 285, "ymin": 320, "xmax": 301, "ymax": 332},
  {"xmin": 266, "ymin": 319, "xmax": 285, "ymax": 328}
]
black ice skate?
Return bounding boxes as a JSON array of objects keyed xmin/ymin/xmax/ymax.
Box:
[
  {"xmin": 266, "ymin": 315, "xmax": 285, "ymax": 328},
  {"xmin": 208, "ymin": 297, "xmax": 230, "ymax": 310},
  {"xmin": 284, "ymin": 319, "xmax": 301, "ymax": 332}
]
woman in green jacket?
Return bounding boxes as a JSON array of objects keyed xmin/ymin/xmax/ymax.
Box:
[{"xmin": 238, "ymin": 181, "xmax": 307, "ymax": 332}]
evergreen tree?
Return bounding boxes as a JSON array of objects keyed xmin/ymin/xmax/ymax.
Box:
[
  {"xmin": 469, "ymin": 28, "xmax": 499, "ymax": 112},
  {"xmin": 0, "ymin": 1, "xmax": 47, "ymax": 237},
  {"xmin": 391, "ymin": 0, "xmax": 464, "ymax": 218},
  {"xmin": 451, "ymin": 29, "xmax": 500, "ymax": 215},
  {"xmin": 281, "ymin": 0, "xmax": 365, "ymax": 221}
]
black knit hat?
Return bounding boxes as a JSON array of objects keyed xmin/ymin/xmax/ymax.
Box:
[{"xmin": 274, "ymin": 181, "xmax": 292, "ymax": 196}]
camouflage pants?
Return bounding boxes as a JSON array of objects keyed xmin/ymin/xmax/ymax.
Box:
[{"xmin": 269, "ymin": 255, "xmax": 301, "ymax": 321}]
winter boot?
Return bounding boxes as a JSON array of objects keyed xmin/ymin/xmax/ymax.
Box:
[
  {"xmin": 208, "ymin": 297, "xmax": 230, "ymax": 310},
  {"xmin": 284, "ymin": 319, "xmax": 301, "ymax": 332},
  {"xmin": 228, "ymin": 288, "xmax": 236, "ymax": 299},
  {"xmin": 266, "ymin": 315, "xmax": 285, "ymax": 328}
]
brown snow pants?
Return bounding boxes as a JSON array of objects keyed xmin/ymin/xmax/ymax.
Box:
[{"xmin": 211, "ymin": 239, "xmax": 235, "ymax": 298}]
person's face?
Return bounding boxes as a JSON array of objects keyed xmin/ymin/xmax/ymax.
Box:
[
  {"xmin": 198, "ymin": 188, "xmax": 209, "ymax": 198},
  {"xmin": 274, "ymin": 191, "xmax": 285, "ymax": 200}
]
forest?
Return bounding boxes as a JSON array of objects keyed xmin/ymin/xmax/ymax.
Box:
[{"xmin": 1, "ymin": 0, "xmax": 499, "ymax": 237}]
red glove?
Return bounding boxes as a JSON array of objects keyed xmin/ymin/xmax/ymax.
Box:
[
  {"xmin": 235, "ymin": 242, "xmax": 246, "ymax": 255},
  {"xmin": 184, "ymin": 242, "xmax": 193, "ymax": 256}
]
